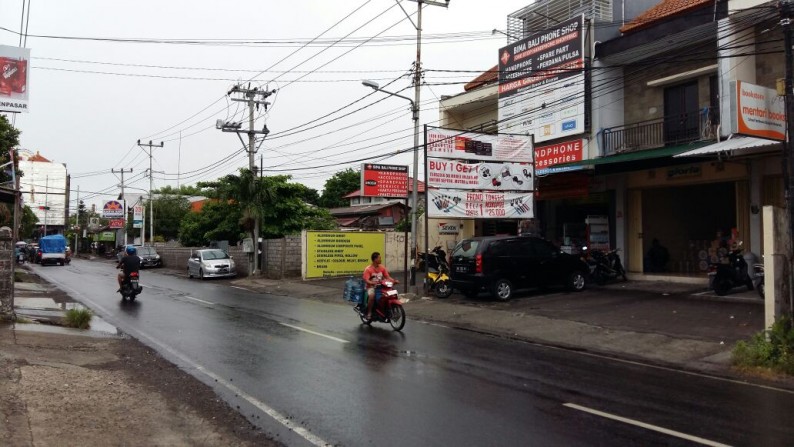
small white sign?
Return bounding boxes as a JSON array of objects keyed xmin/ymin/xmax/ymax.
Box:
[{"xmin": 437, "ymin": 222, "xmax": 459, "ymax": 235}]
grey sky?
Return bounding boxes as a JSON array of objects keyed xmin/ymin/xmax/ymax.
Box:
[{"xmin": 1, "ymin": 0, "xmax": 529, "ymax": 211}]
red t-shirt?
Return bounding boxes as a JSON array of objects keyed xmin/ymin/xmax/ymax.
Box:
[{"xmin": 363, "ymin": 265, "xmax": 390, "ymax": 286}]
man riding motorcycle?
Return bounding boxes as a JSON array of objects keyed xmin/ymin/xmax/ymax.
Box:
[
  {"xmin": 363, "ymin": 251, "xmax": 398, "ymax": 321},
  {"xmin": 117, "ymin": 246, "xmax": 141, "ymax": 292}
]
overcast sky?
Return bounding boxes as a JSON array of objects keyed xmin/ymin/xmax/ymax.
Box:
[{"xmin": 1, "ymin": 0, "xmax": 530, "ymax": 210}]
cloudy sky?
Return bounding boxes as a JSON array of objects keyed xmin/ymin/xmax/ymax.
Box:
[{"xmin": 1, "ymin": 0, "xmax": 530, "ymax": 210}]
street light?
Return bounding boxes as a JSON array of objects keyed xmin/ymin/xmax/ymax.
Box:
[{"xmin": 362, "ymin": 80, "xmax": 420, "ymax": 288}]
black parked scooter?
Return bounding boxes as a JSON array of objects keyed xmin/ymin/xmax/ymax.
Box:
[
  {"xmin": 752, "ymin": 262, "xmax": 764, "ymax": 299},
  {"xmin": 708, "ymin": 242, "xmax": 753, "ymax": 296},
  {"xmin": 583, "ymin": 247, "xmax": 627, "ymax": 285}
]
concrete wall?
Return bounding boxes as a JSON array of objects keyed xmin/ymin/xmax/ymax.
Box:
[
  {"xmin": 763, "ymin": 206, "xmax": 792, "ymax": 329},
  {"xmin": 261, "ymin": 236, "xmax": 302, "ymax": 279},
  {"xmin": 0, "ymin": 228, "xmax": 13, "ymax": 320},
  {"xmin": 156, "ymin": 246, "xmax": 250, "ymax": 278}
]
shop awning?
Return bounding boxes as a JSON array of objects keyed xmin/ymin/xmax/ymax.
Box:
[
  {"xmin": 555, "ymin": 141, "xmax": 712, "ymax": 168},
  {"xmin": 673, "ymin": 136, "xmax": 782, "ymax": 157}
]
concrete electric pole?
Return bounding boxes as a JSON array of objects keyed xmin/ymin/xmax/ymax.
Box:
[
  {"xmin": 137, "ymin": 140, "xmax": 164, "ymax": 246},
  {"xmin": 218, "ymin": 84, "xmax": 275, "ymax": 275},
  {"xmin": 112, "ymin": 168, "xmax": 133, "ymax": 246}
]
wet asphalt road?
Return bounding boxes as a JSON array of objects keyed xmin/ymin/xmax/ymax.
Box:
[{"xmin": 34, "ymin": 260, "xmax": 794, "ymax": 447}]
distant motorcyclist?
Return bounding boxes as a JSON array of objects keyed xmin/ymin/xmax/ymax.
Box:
[{"xmin": 116, "ymin": 246, "xmax": 141, "ymax": 292}]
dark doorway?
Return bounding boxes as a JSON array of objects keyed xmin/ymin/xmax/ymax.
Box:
[{"xmin": 663, "ymin": 81, "xmax": 699, "ymax": 144}]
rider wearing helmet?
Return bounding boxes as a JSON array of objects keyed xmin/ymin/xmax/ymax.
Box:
[{"xmin": 117, "ymin": 245, "xmax": 141, "ymax": 292}]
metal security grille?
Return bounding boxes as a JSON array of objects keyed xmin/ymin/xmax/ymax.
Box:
[{"xmin": 506, "ymin": 0, "xmax": 612, "ymax": 42}]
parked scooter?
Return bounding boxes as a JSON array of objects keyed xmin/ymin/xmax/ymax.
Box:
[
  {"xmin": 708, "ymin": 241, "xmax": 753, "ymax": 296},
  {"xmin": 119, "ymin": 271, "xmax": 143, "ymax": 301},
  {"xmin": 418, "ymin": 246, "xmax": 453, "ymax": 298},
  {"xmin": 752, "ymin": 262, "xmax": 764, "ymax": 299},
  {"xmin": 582, "ymin": 247, "xmax": 627, "ymax": 285},
  {"xmin": 343, "ymin": 278, "xmax": 405, "ymax": 331}
]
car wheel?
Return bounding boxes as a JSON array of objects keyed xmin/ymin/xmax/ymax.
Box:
[
  {"xmin": 188, "ymin": 267, "xmax": 193, "ymax": 279},
  {"xmin": 491, "ymin": 279, "xmax": 513, "ymax": 301},
  {"xmin": 567, "ymin": 271, "xmax": 586, "ymax": 292},
  {"xmin": 199, "ymin": 269, "xmax": 205, "ymax": 280}
]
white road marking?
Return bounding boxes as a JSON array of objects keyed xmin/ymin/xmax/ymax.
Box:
[
  {"xmin": 230, "ymin": 286, "xmax": 249, "ymax": 291},
  {"xmin": 280, "ymin": 323, "xmax": 349, "ymax": 344},
  {"xmin": 184, "ymin": 296, "xmax": 214, "ymax": 306},
  {"xmin": 34, "ymin": 269, "xmax": 332, "ymax": 447},
  {"xmin": 563, "ymin": 403, "xmax": 731, "ymax": 447}
]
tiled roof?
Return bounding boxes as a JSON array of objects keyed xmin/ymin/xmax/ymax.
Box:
[
  {"xmin": 464, "ymin": 65, "xmax": 498, "ymax": 92},
  {"xmin": 23, "ymin": 151, "xmax": 51, "ymax": 162},
  {"xmin": 620, "ymin": 0, "xmax": 712, "ymax": 34}
]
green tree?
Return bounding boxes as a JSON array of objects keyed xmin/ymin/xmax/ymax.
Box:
[
  {"xmin": 178, "ymin": 200, "xmax": 242, "ymax": 247},
  {"xmin": 319, "ymin": 168, "xmax": 359, "ymax": 208},
  {"xmin": 20, "ymin": 205, "xmax": 38, "ymax": 239},
  {"xmin": 0, "ymin": 116, "xmax": 20, "ymax": 185},
  {"xmin": 149, "ymin": 195, "xmax": 190, "ymax": 241},
  {"xmin": 154, "ymin": 184, "xmax": 204, "ymax": 196}
]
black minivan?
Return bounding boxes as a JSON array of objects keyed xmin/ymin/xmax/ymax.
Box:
[{"xmin": 449, "ymin": 236, "xmax": 588, "ymax": 300}]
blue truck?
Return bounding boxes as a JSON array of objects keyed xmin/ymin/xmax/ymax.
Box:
[{"xmin": 39, "ymin": 234, "xmax": 67, "ymax": 266}]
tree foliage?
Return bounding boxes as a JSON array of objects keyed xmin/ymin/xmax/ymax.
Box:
[
  {"xmin": 0, "ymin": 115, "xmax": 20, "ymax": 185},
  {"xmin": 153, "ymin": 184, "xmax": 204, "ymax": 196},
  {"xmin": 319, "ymin": 168, "xmax": 359, "ymax": 208},
  {"xmin": 20, "ymin": 205, "xmax": 38, "ymax": 239},
  {"xmin": 186, "ymin": 170, "xmax": 336, "ymax": 245},
  {"xmin": 150, "ymin": 195, "xmax": 190, "ymax": 241}
]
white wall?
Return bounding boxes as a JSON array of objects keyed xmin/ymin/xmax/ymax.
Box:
[{"xmin": 18, "ymin": 160, "xmax": 68, "ymax": 226}]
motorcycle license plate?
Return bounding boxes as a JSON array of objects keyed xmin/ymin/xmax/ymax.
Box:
[
  {"xmin": 385, "ymin": 290, "xmax": 398, "ymax": 297},
  {"xmin": 131, "ymin": 280, "xmax": 139, "ymax": 288}
]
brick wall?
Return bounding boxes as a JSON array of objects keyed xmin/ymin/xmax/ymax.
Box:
[
  {"xmin": 0, "ymin": 228, "xmax": 14, "ymax": 320},
  {"xmin": 261, "ymin": 236, "xmax": 301, "ymax": 279}
]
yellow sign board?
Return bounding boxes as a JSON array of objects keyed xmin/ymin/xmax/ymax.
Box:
[{"xmin": 305, "ymin": 231, "xmax": 386, "ymax": 279}]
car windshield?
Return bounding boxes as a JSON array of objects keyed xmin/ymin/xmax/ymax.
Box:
[
  {"xmin": 451, "ymin": 240, "xmax": 479, "ymax": 259},
  {"xmin": 137, "ymin": 247, "xmax": 154, "ymax": 255},
  {"xmin": 202, "ymin": 250, "xmax": 229, "ymax": 260}
]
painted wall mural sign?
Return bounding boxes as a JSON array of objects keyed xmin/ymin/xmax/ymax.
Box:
[
  {"xmin": 426, "ymin": 127, "xmax": 533, "ymax": 162},
  {"xmin": 428, "ymin": 189, "xmax": 534, "ymax": 219},
  {"xmin": 427, "ymin": 159, "xmax": 534, "ymax": 191}
]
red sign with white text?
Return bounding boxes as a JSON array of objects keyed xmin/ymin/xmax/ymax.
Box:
[
  {"xmin": 534, "ymin": 139, "xmax": 583, "ymax": 174},
  {"xmin": 109, "ymin": 219, "xmax": 125, "ymax": 229},
  {"xmin": 361, "ymin": 164, "xmax": 409, "ymax": 198}
]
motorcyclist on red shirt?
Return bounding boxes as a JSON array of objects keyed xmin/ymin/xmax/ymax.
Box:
[{"xmin": 363, "ymin": 251, "xmax": 398, "ymax": 321}]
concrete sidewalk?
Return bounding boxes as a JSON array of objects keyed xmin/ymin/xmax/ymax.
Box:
[{"xmin": 229, "ymin": 273, "xmax": 785, "ymax": 385}]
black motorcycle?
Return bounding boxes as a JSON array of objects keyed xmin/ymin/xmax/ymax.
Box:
[
  {"xmin": 708, "ymin": 245, "xmax": 753, "ymax": 296},
  {"xmin": 583, "ymin": 247, "xmax": 627, "ymax": 285},
  {"xmin": 119, "ymin": 271, "xmax": 143, "ymax": 301},
  {"xmin": 752, "ymin": 262, "xmax": 764, "ymax": 299}
]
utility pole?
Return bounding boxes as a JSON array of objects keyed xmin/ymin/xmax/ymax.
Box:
[
  {"xmin": 112, "ymin": 168, "xmax": 133, "ymax": 246},
  {"xmin": 401, "ymin": 0, "xmax": 449, "ymax": 287},
  {"xmin": 75, "ymin": 185, "xmax": 79, "ymax": 253},
  {"xmin": 780, "ymin": 0, "xmax": 794, "ymax": 319},
  {"xmin": 43, "ymin": 175, "xmax": 48, "ymax": 236},
  {"xmin": 137, "ymin": 140, "xmax": 163, "ymax": 246},
  {"xmin": 218, "ymin": 84, "xmax": 275, "ymax": 275}
]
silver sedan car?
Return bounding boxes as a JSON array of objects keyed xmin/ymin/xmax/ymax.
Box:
[{"xmin": 187, "ymin": 249, "xmax": 237, "ymax": 279}]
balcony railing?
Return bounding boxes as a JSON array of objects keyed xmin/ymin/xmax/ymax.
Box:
[{"xmin": 600, "ymin": 109, "xmax": 718, "ymax": 156}]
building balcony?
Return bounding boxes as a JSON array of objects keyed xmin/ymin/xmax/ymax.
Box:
[{"xmin": 600, "ymin": 109, "xmax": 718, "ymax": 156}]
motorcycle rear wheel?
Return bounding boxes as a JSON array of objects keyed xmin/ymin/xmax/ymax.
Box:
[
  {"xmin": 713, "ymin": 277, "xmax": 732, "ymax": 296},
  {"xmin": 388, "ymin": 304, "xmax": 405, "ymax": 331},
  {"xmin": 434, "ymin": 280, "xmax": 453, "ymax": 298}
]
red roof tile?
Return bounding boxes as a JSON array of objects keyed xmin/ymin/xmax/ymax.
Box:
[
  {"xmin": 464, "ymin": 66, "xmax": 498, "ymax": 92},
  {"xmin": 25, "ymin": 151, "xmax": 51, "ymax": 162},
  {"xmin": 620, "ymin": 0, "xmax": 712, "ymax": 34}
]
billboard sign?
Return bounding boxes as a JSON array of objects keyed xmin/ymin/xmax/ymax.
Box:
[
  {"xmin": 427, "ymin": 159, "xmax": 534, "ymax": 191},
  {"xmin": 427, "ymin": 127, "xmax": 533, "ymax": 162},
  {"xmin": 102, "ymin": 200, "xmax": 124, "ymax": 218},
  {"xmin": 0, "ymin": 45, "xmax": 30, "ymax": 113},
  {"xmin": 361, "ymin": 164, "xmax": 409, "ymax": 197},
  {"xmin": 730, "ymin": 81, "xmax": 785, "ymax": 141},
  {"xmin": 428, "ymin": 189, "xmax": 534, "ymax": 219},
  {"xmin": 133, "ymin": 204, "xmax": 143, "ymax": 229},
  {"xmin": 305, "ymin": 231, "xmax": 386, "ymax": 278},
  {"xmin": 534, "ymin": 139, "xmax": 585, "ymax": 175},
  {"xmin": 109, "ymin": 219, "xmax": 124, "ymax": 229},
  {"xmin": 497, "ymin": 15, "xmax": 585, "ymax": 143}
]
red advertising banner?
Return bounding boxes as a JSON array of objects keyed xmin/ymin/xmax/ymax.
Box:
[
  {"xmin": 109, "ymin": 219, "xmax": 125, "ymax": 229},
  {"xmin": 534, "ymin": 139, "xmax": 584, "ymax": 175},
  {"xmin": 361, "ymin": 164, "xmax": 409, "ymax": 197},
  {"xmin": 0, "ymin": 45, "xmax": 30, "ymax": 113}
]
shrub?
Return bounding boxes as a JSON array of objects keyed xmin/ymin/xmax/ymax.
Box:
[
  {"xmin": 64, "ymin": 308, "xmax": 92, "ymax": 329},
  {"xmin": 732, "ymin": 318, "xmax": 794, "ymax": 375}
]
